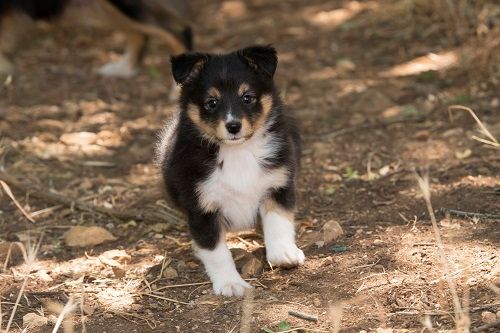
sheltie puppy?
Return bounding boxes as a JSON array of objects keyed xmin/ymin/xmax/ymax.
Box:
[
  {"xmin": 0, "ymin": 0, "xmax": 193, "ymax": 77},
  {"xmin": 157, "ymin": 45, "xmax": 304, "ymax": 296}
]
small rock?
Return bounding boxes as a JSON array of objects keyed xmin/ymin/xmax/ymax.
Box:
[
  {"xmin": 23, "ymin": 313, "xmax": 48, "ymax": 328},
  {"xmin": 373, "ymin": 239, "xmax": 384, "ymax": 246},
  {"xmin": 103, "ymin": 313, "xmax": 114, "ymax": 319},
  {"xmin": 313, "ymin": 297, "xmax": 322, "ymax": 307},
  {"xmin": 162, "ymin": 267, "xmax": 178, "ymax": 279},
  {"xmin": 36, "ymin": 270, "xmax": 53, "ymax": 282},
  {"xmin": 241, "ymin": 256, "xmax": 263, "ymax": 278},
  {"xmin": 414, "ymin": 130, "xmax": 430, "ymax": 140},
  {"xmin": 112, "ymin": 266, "xmax": 126, "ymax": 278},
  {"xmin": 99, "ymin": 249, "xmax": 131, "ymax": 265},
  {"xmin": 376, "ymin": 328, "xmax": 393, "ymax": 333},
  {"xmin": 186, "ymin": 261, "xmax": 199, "ymax": 269},
  {"xmin": 481, "ymin": 311, "xmax": 496, "ymax": 324},
  {"xmin": 82, "ymin": 304, "xmax": 95, "ymax": 315},
  {"xmin": 359, "ymin": 330, "xmax": 368, "ymax": 333},
  {"xmin": 0, "ymin": 242, "xmax": 23, "ymax": 267},
  {"xmin": 491, "ymin": 97, "xmax": 499, "ymax": 107},
  {"xmin": 177, "ymin": 260, "xmax": 187, "ymax": 271},
  {"xmin": 130, "ymin": 304, "xmax": 144, "ymax": 312},
  {"xmin": 47, "ymin": 314, "xmax": 58, "ymax": 324},
  {"xmin": 322, "ymin": 220, "xmax": 344, "ymax": 244}
]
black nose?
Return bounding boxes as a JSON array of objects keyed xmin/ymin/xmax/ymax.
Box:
[{"xmin": 225, "ymin": 121, "xmax": 242, "ymax": 134}]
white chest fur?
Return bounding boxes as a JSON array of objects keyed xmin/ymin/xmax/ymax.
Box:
[{"xmin": 196, "ymin": 132, "xmax": 289, "ymax": 231}]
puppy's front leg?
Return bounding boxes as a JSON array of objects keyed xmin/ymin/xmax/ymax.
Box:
[
  {"xmin": 260, "ymin": 198, "xmax": 305, "ymax": 267},
  {"xmin": 190, "ymin": 212, "xmax": 250, "ymax": 297}
]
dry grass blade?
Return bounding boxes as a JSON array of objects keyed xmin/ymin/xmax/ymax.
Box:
[
  {"xmin": 239, "ymin": 288, "xmax": 254, "ymax": 333},
  {"xmin": 46, "ymin": 298, "xmax": 77, "ymax": 333},
  {"xmin": 448, "ymin": 105, "xmax": 499, "ymax": 149},
  {"xmin": 0, "ymin": 179, "xmax": 35, "ymax": 223},
  {"xmin": 4, "ymin": 235, "xmax": 43, "ymax": 333},
  {"xmin": 415, "ymin": 172, "xmax": 470, "ymax": 332}
]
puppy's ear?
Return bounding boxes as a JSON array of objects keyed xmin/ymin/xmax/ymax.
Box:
[
  {"xmin": 171, "ymin": 52, "xmax": 209, "ymax": 85},
  {"xmin": 237, "ymin": 45, "xmax": 278, "ymax": 78}
]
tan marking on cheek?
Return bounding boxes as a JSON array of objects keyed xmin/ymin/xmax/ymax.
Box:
[
  {"xmin": 238, "ymin": 83, "xmax": 250, "ymax": 96},
  {"xmin": 240, "ymin": 118, "xmax": 252, "ymax": 137},
  {"xmin": 187, "ymin": 104, "xmax": 217, "ymax": 137},
  {"xmin": 216, "ymin": 120, "xmax": 227, "ymax": 139},
  {"xmin": 252, "ymin": 94, "xmax": 273, "ymax": 132},
  {"xmin": 262, "ymin": 198, "xmax": 294, "ymax": 222},
  {"xmin": 208, "ymin": 87, "xmax": 221, "ymax": 99}
]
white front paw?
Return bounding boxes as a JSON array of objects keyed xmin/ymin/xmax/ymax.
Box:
[
  {"xmin": 266, "ymin": 242, "xmax": 305, "ymax": 267},
  {"xmin": 213, "ymin": 277, "xmax": 251, "ymax": 297}
]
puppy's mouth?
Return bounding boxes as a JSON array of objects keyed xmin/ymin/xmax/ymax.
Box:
[{"xmin": 220, "ymin": 134, "xmax": 252, "ymax": 145}]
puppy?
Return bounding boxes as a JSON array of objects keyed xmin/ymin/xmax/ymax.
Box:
[
  {"xmin": 157, "ymin": 45, "xmax": 305, "ymax": 297},
  {"xmin": 0, "ymin": 0, "xmax": 193, "ymax": 77}
]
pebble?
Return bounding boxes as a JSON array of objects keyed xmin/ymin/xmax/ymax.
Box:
[
  {"xmin": 373, "ymin": 239, "xmax": 384, "ymax": 246},
  {"xmin": 23, "ymin": 313, "xmax": 48, "ymax": 328},
  {"xmin": 481, "ymin": 311, "xmax": 496, "ymax": 324},
  {"xmin": 313, "ymin": 297, "xmax": 322, "ymax": 307},
  {"xmin": 162, "ymin": 267, "xmax": 178, "ymax": 279}
]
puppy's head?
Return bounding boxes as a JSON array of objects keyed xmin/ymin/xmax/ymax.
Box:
[{"xmin": 171, "ymin": 45, "xmax": 278, "ymax": 144}]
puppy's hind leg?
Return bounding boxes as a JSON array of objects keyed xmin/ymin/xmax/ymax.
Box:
[
  {"xmin": 98, "ymin": 32, "xmax": 146, "ymax": 77},
  {"xmin": 190, "ymin": 211, "xmax": 251, "ymax": 297}
]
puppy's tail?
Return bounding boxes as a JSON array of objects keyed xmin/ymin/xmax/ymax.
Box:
[{"xmin": 182, "ymin": 26, "xmax": 194, "ymax": 51}]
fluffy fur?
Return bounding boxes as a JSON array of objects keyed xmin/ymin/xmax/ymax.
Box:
[
  {"xmin": 158, "ymin": 45, "xmax": 304, "ymax": 296},
  {"xmin": 0, "ymin": 0, "xmax": 193, "ymax": 77}
]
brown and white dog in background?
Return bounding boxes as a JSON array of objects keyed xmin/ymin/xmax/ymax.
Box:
[{"xmin": 0, "ymin": 0, "xmax": 193, "ymax": 78}]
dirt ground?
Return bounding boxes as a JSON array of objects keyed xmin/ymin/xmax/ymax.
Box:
[{"xmin": 1, "ymin": 0, "xmax": 499, "ymax": 332}]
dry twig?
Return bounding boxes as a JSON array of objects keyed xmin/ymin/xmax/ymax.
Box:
[
  {"xmin": 438, "ymin": 208, "xmax": 500, "ymax": 220},
  {"xmin": 288, "ymin": 310, "xmax": 318, "ymax": 322},
  {"xmin": 0, "ymin": 170, "xmax": 184, "ymax": 226}
]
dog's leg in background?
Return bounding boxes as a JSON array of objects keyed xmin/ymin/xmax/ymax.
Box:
[
  {"xmin": 190, "ymin": 212, "xmax": 250, "ymax": 297},
  {"xmin": 0, "ymin": 11, "xmax": 32, "ymax": 75},
  {"xmin": 260, "ymin": 198, "xmax": 305, "ymax": 267},
  {"xmin": 98, "ymin": 32, "xmax": 146, "ymax": 77},
  {"xmin": 95, "ymin": 0, "xmax": 188, "ymax": 78}
]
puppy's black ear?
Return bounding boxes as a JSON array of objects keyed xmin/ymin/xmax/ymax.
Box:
[
  {"xmin": 171, "ymin": 52, "xmax": 209, "ymax": 85},
  {"xmin": 237, "ymin": 45, "xmax": 278, "ymax": 78}
]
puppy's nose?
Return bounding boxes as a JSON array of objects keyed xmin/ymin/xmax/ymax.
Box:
[{"xmin": 225, "ymin": 121, "xmax": 242, "ymax": 134}]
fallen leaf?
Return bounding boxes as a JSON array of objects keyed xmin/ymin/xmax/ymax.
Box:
[
  {"xmin": 241, "ymin": 256, "xmax": 263, "ymax": 278},
  {"xmin": 64, "ymin": 226, "xmax": 116, "ymax": 247},
  {"xmin": 99, "ymin": 249, "xmax": 131, "ymax": 266},
  {"xmin": 455, "ymin": 148, "xmax": 472, "ymax": 160},
  {"xmin": 60, "ymin": 132, "xmax": 97, "ymax": 145}
]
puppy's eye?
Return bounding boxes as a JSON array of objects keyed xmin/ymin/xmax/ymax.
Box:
[
  {"xmin": 204, "ymin": 98, "xmax": 218, "ymax": 110},
  {"xmin": 242, "ymin": 94, "xmax": 256, "ymax": 105}
]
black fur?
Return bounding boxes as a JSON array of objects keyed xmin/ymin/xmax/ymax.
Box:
[
  {"xmin": 0, "ymin": 0, "xmax": 69, "ymax": 19},
  {"xmin": 160, "ymin": 46, "xmax": 301, "ymax": 250}
]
